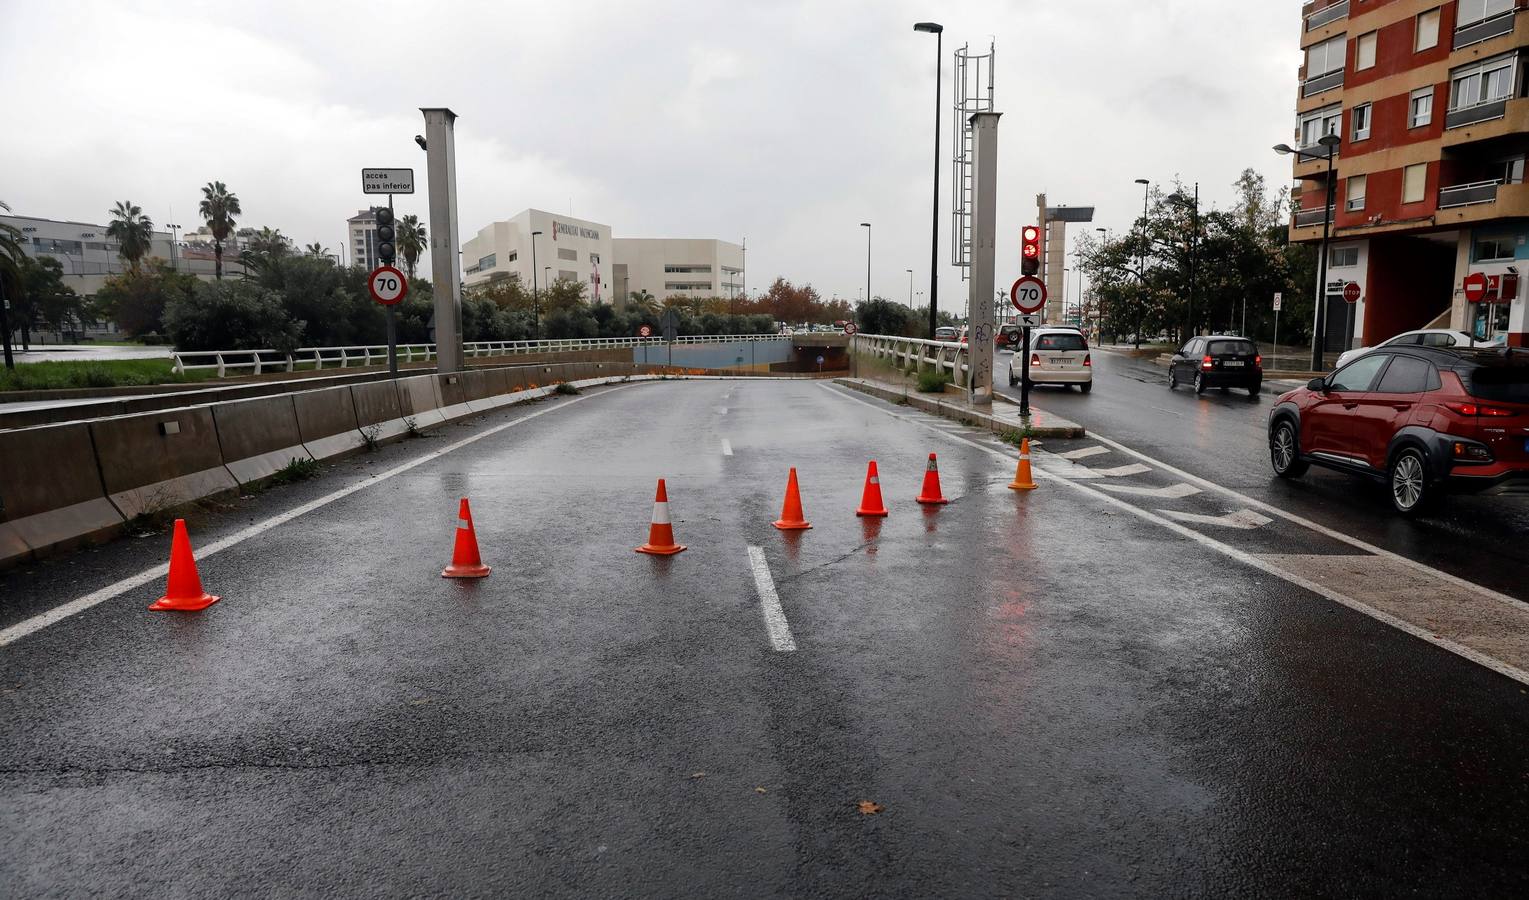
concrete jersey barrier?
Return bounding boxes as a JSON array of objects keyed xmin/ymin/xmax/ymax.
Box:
[
  {"xmin": 394, "ymin": 375, "xmax": 446, "ymax": 430},
  {"xmin": 349, "ymin": 380, "xmax": 410, "ymax": 444},
  {"xmin": 89, "ymin": 406, "xmax": 239, "ymax": 521},
  {"xmin": 0, "ymin": 422, "xmax": 126, "ymax": 566},
  {"xmin": 211, "ymin": 394, "xmax": 314, "ymax": 485},
  {"xmin": 293, "ymin": 386, "xmax": 367, "ymax": 460}
]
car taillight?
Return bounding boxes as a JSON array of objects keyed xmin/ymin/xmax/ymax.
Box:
[
  {"xmin": 1030, "ymin": 354, "xmax": 1041, "ymax": 367},
  {"xmin": 1254, "ymin": 355, "xmax": 1263, "ymax": 368},
  {"xmin": 1444, "ymin": 402, "xmax": 1516, "ymax": 417},
  {"xmin": 1201, "ymin": 355, "xmax": 1214, "ymax": 370},
  {"xmin": 1083, "ymin": 353, "xmax": 1092, "ymax": 367}
]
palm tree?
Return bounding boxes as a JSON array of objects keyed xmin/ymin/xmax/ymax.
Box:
[
  {"xmin": 198, "ymin": 181, "xmax": 241, "ymax": 279},
  {"xmin": 628, "ymin": 289, "xmax": 657, "ymax": 315},
  {"xmin": 106, "ymin": 200, "xmax": 154, "ymax": 273},
  {"xmin": 246, "ymin": 226, "xmax": 291, "ymax": 258},
  {"xmin": 304, "ymin": 242, "xmax": 333, "ymax": 260},
  {"xmin": 1, "ymin": 220, "xmax": 23, "ymax": 369},
  {"xmin": 396, "ymin": 214, "xmax": 426, "ymax": 278}
]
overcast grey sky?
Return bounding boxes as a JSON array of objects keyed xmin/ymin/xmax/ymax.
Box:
[{"xmin": 2, "ymin": 0, "xmax": 1301, "ymax": 307}]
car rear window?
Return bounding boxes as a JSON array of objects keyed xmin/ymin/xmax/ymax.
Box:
[
  {"xmin": 1465, "ymin": 358, "xmax": 1529, "ymax": 403},
  {"xmin": 1207, "ymin": 340, "xmax": 1255, "ymax": 356},
  {"xmin": 1035, "ymin": 333, "xmax": 1086, "ymax": 351}
]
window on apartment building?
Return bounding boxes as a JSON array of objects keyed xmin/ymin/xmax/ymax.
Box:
[
  {"xmin": 664, "ymin": 282, "xmax": 713, "ymax": 291},
  {"xmin": 1306, "ymin": 35, "xmax": 1347, "ymax": 77},
  {"xmin": 1410, "ymin": 87, "xmax": 1434, "ymax": 126},
  {"xmin": 1329, "ymin": 246, "xmax": 1360, "ymax": 268},
  {"xmin": 1346, "ymin": 175, "xmax": 1368, "ymax": 211},
  {"xmin": 477, "ymin": 253, "xmax": 496, "ymax": 270},
  {"xmin": 1416, "ymin": 8, "xmax": 1440, "ymax": 51},
  {"xmin": 557, "ymin": 248, "xmax": 577, "ymax": 261},
  {"xmin": 1352, "ymin": 103, "xmax": 1372, "ymax": 140},
  {"xmin": 507, "ymin": 251, "xmax": 518, "ymax": 262},
  {"xmin": 558, "ymin": 269, "xmax": 577, "ymax": 281},
  {"xmin": 1300, "ymin": 104, "xmax": 1343, "ymax": 147},
  {"xmin": 1505, "ymin": 156, "xmax": 1526, "ymax": 184},
  {"xmin": 1457, "ymin": 0, "xmax": 1514, "ymax": 29},
  {"xmin": 1403, "ymin": 163, "xmax": 1428, "ymax": 203},
  {"xmin": 1355, "ymin": 32, "xmax": 1377, "ymax": 70},
  {"xmin": 1475, "ymin": 236, "xmax": 1516, "ymax": 261},
  {"xmin": 1450, "ymin": 54, "xmax": 1517, "ymax": 110},
  {"xmin": 663, "ymin": 264, "xmax": 713, "ymax": 274}
]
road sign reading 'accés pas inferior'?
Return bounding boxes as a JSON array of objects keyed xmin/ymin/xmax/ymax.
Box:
[
  {"xmin": 362, "ymin": 168, "xmax": 415, "ymax": 194},
  {"xmin": 368, "ymin": 266, "xmax": 408, "ymax": 306}
]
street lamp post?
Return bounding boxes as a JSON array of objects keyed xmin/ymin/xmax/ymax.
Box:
[
  {"xmin": 530, "ymin": 230, "xmax": 543, "ymax": 334},
  {"xmin": 1167, "ymin": 183, "xmax": 1198, "ymax": 344},
  {"xmin": 914, "ymin": 21, "xmax": 943, "ymax": 340},
  {"xmin": 860, "ymin": 222, "xmax": 872, "ymax": 314},
  {"xmin": 1275, "ymin": 134, "xmax": 1341, "ymax": 370},
  {"xmin": 906, "ymin": 268, "xmax": 914, "ymax": 308},
  {"xmin": 1134, "ymin": 179, "xmax": 1150, "ymax": 349}
]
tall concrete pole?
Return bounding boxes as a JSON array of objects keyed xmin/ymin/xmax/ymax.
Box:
[
  {"xmin": 967, "ymin": 111, "xmax": 1001, "ymax": 407},
  {"xmin": 421, "ymin": 108, "xmax": 464, "ymax": 373}
]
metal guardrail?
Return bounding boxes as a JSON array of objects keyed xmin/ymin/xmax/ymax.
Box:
[
  {"xmin": 1293, "ymin": 205, "xmax": 1335, "ymax": 228},
  {"xmin": 853, "ymin": 334, "xmax": 973, "ymax": 387},
  {"xmin": 1305, "ymin": 0, "xmax": 1349, "ymax": 30},
  {"xmin": 170, "ymin": 334, "xmax": 792, "ymax": 375}
]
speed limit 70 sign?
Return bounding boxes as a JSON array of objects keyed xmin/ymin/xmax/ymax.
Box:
[
  {"xmin": 368, "ymin": 265, "xmax": 408, "ymax": 306},
  {"xmin": 1010, "ymin": 276, "xmax": 1047, "ymax": 314}
]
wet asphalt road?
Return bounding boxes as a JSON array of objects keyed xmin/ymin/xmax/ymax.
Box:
[
  {"xmin": 995, "ymin": 348, "xmax": 1529, "ymax": 604},
  {"xmin": 3, "ymin": 380, "xmax": 1529, "ymax": 897}
]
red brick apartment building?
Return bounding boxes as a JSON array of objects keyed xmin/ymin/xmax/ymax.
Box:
[{"xmin": 1294, "ymin": 0, "xmax": 1529, "ymax": 349}]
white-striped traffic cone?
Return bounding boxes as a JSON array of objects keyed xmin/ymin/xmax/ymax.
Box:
[{"xmin": 636, "ymin": 478, "xmax": 687, "ymax": 555}]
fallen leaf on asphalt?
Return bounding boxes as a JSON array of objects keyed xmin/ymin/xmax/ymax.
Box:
[
  {"xmin": 858, "ymin": 801, "xmax": 884, "ymax": 815},
  {"xmin": 689, "ymin": 772, "xmax": 706, "ymax": 780},
  {"xmin": 755, "ymin": 787, "xmax": 768, "ymax": 794},
  {"xmin": 410, "ymin": 699, "xmax": 431, "ymax": 706}
]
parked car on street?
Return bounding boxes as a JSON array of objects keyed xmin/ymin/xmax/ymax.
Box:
[
  {"xmin": 1009, "ymin": 327, "xmax": 1092, "ymax": 392},
  {"xmin": 1334, "ymin": 329, "xmax": 1506, "ymax": 369},
  {"xmin": 1267, "ymin": 346, "xmax": 1529, "ymax": 514},
  {"xmin": 1168, "ymin": 335, "xmax": 1263, "ymax": 397}
]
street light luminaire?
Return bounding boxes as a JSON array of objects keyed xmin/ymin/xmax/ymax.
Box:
[{"xmin": 914, "ymin": 22, "xmax": 943, "ymax": 33}]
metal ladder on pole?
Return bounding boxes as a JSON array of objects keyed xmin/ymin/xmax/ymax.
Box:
[{"xmin": 951, "ymin": 41, "xmax": 996, "ymax": 282}]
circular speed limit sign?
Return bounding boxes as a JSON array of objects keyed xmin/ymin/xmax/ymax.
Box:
[
  {"xmin": 1010, "ymin": 276, "xmax": 1047, "ymax": 314},
  {"xmin": 843, "ymin": 322, "xmax": 858, "ymax": 335},
  {"xmin": 368, "ymin": 265, "xmax": 408, "ymax": 307}
]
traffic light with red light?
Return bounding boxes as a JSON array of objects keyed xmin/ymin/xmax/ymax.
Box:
[{"xmin": 1021, "ymin": 225, "xmax": 1042, "ymax": 276}]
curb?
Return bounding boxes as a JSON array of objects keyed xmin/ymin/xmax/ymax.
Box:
[{"xmin": 834, "ymin": 378, "xmax": 1086, "ymax": 439}]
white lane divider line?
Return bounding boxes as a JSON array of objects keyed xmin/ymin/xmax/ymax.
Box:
[
  {"xmin": 721, "ymin": 439, "xmax": 734, "ymax": 457},
  {"xmin": 821, "ymin": 383, "xmax": 1529, "ymax": 687},
  {"xmin": 747, "ymin": 546, "xmax": 797, "ymax": 653},
  {"xmin": 1094, "ymin": 463, "xmax": 1153, "ymax": 478},
  {"xmin": 1095, "ymin": 482, "xmax": 1202, "ymax": 499},
  {"xmin": 1057, "ymin": 446, "xmax": 1109, "ymax": 461},
  {"xmin": 1157, "ymin": 508, "xmax": 1272, "ymax": 530},
  {"xmin": 0, "ymin": 384, "xmax": 643, "ymax": 650}
]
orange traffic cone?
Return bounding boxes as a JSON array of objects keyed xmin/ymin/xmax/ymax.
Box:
[
  {"xmin": 442, "ymin": 497, "xmax": 492, "ymax": 578},
  {"xmin": 1008, "ymin": 438, "xmax": 1038, "ymax": 491},
  {"xmin": 149, "ymin": 519, "xmax": 220, "ymax": 611},
  {"xmin": 916, "ymin": 453, "xmax": 949, "ymax": 505},
  {"xmin": 856, "ymin": 461, "xmax": 889, "ymax": 517},
  {"xmin": 636, "ymin": 478, "xmax": 687, "ymax": 555},
  {"xmin": 773, "ymin": 468, "xmax": 812, "ymax": 531}
]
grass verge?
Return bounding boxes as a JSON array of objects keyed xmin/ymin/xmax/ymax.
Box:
[{"xmin": 0, "ymin": 359, "xmax": 214, "ymax": 392}]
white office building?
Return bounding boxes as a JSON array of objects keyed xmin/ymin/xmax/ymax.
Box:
[
  {"xmin": 461, "ymin": 210, "xmax": 614, "ymax": 303},
  {"xmin": 612, "ymin": 239, "xmax": 744, "ymax": 302},
  {"xmin": 1, "ymin": 212, "xmax": 188, "ymax": 297}
]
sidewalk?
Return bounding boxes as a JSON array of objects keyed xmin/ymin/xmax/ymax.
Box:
[{"xmin": 835, "ymin": 376, "xmax": 1085, "ymax": 438}]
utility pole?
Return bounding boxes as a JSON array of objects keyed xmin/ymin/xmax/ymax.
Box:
[
  {"xmin": 421, "ymin": 107, "xmax": 464, "ymax": 373},
  {"xmin": 966, "ymin": 110, "xmax": 1001, "ymax": 407}
]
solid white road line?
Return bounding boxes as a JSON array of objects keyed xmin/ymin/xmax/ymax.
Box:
[
  {"xmin": 721, "ymin": 439, "xmax": 734, "ymax": 457},
  {"xmin": 1057, "ymin": 446, "xmax": 1110, "ymax": 461},
  {"xmin": 1095, "ymin": 482, "xmax": 1202, "ymax": 499},
  {"xmin": 821, "ymin": 384, "xmax": 1529, "ymax": 687},
  {"xmin": 1157, "ymin": 508, "xmax": 1273, "ymax": 530},
  {"xmin": 747, "ymin": 546, "xmax": 797, "ymax": 652},
  {"xmin": 0, "ymin": 384, "xmax": 641, "ymax": 650}
]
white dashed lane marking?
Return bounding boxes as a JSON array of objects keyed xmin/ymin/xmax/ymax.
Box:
[
  {"xmin": 721, "ymin": 439, "xmax": 734, "ymax": 457},
  {"xmin": 747, "ymin": 546, "xmax": 797, "ymax": 653},
  {"xmin": 1057, "ymin": 446, "xmax": 1109, "ymax": 461},
  {"xmin": 1157, "ymin": 508, "xmax": 1273, "ymax": 530},
  {"xmin": 1095, "ymin": 482, "xmax": 1202, "ymax": 499}
]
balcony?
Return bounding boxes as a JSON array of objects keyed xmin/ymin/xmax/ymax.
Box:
[
  {"xmin": 1446, "ymin": 98, "xmax": 1509, "ymax": 130},
  {"xmin": 1302, "ymin": 69, "xmax": 1344, "ymax": 98},
  {"xmin": 1454, "ymin": 12, "xmax": 1516, "ymax": 50},
  {"xmin": 1294, "ymin": 205, "xmax": 1335, "ymax": 228},
  {"xmin": 1439, "ymin": 179, "xmax": 1503, "ymax": 208},
  {"xmin": 1306, "ymin": 0, "xmax": 1349, "ymax": 31}
]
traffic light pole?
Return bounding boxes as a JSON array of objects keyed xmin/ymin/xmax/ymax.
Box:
[
  {"xmin": 386, "ymin": 194, "xmax": 398, "ymax": 378},
  {"xmin": 1020, "ymin": 325, "xmax": 1032, "ymax": 419}
]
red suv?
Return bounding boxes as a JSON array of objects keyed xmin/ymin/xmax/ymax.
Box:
[{"xmin": 1267, "ymin": 347, "xmax": 1529, "ymax": 514}]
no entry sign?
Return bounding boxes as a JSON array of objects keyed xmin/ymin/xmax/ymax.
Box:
[
  {"xmin": 368, "ymin": 265, "xmax": 408, "ymax": 306},
  {"xmin": 844, "ymin": 322, "xmax": 858, "ymax": 335},
  {"xmin": 1463, "ymin": 272, "xmax": 1490, "ymax": 303},
  {"xmin": 1342, "ymin": 281, "xmax": 1361, "ymax": 304},
  {"xmin": 1010, "ymin": 276, "xmax": 1047, "ymax": 314},
  {"xmin": 638, "ymin": 325, "xmax": 653, "ymax": 337}
]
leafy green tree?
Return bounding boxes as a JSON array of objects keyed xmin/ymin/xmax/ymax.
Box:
[
  {"xmin": 14, "ymin": 256, "xmax": 83, "ymax": 335},
  {"xmin": 198, "ymin": 181, "xmax": 242, "ymax": 280},
  {"xmin": 106, "ymin": 200, "xmax": 155, "ymax": 273},
  {"xmin": 93, "ymin": 262, "xmax": 200, "ymax": 338},
  {"xmin": 856, "ymin": 296, "xmax": 918, "ymax": 336},
  {"xmin": 163, "ymin": 279, "xmax": 303, "ymax": 352},
  {"xmin": 303, "ymin": 242, "xmax": 333, "ymax": 261},
  {"xmin": 626, "ymin": 289, "xmax": 656, "ymax": 315},
  {"xmin": 396, "ymin": 214, "xmax": 426, "ymax": 278},
  {"xmin": 543, "ymin": 277, "xmax": 588, "ymax": 314}
]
